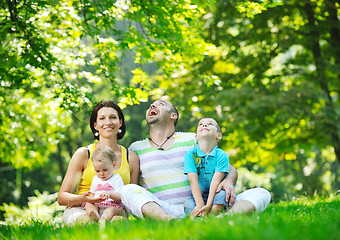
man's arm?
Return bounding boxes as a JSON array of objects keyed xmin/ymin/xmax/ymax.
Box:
[{"xmin": 216, "ymin": 164, "xmax": 237, "ymax": 206}]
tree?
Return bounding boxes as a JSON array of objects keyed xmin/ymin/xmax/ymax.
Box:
[
  {"xmin": 0, "ymin": 0, "xmax": 211, "ymax": 212},
  {"xmin": 156, "ymin": 0, "xmax": 339, "ymax": 196},
  {"xmin": 0, "ymin": 0, "xmax": 209, "ymax": 167},
  {"xmin": 159, "ymin": 0, "xmax": 340, "ymax": 162}
]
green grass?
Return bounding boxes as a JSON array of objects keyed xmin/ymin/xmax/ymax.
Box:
[{"xmin": 1, "ymin": 196, "xmax": 339, "ymax": 240}]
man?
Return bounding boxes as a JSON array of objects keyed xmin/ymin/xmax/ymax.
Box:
[{"xmin": 120, "ymin": 99, "xmax": 271, "ymax": 220}]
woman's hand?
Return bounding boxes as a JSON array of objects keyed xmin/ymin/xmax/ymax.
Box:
[
  {"xmin": 98, "ymin": 191, "xmax": 113, "ymax": 200},
  {"xmin": 82, "ymin": 192, "xmax": 105, "ymax": 204}
]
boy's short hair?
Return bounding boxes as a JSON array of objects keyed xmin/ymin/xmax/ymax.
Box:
[
  {"xmin": 215, "ymin": 120, "xmax": 222, "ymax": 144},
  {"xmin": 92, "ymin": 146, "xmax": 116, "ymax": 163},
  {"xmin": 215, "ymin": 121, "xmax": 222, "ymax": 134}
]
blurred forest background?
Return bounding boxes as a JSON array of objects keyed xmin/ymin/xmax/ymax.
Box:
[{"xmin": 0, "ymin": 0, "xmax": 339, "ymax": 222}]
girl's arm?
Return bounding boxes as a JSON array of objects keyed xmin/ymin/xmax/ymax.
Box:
[
  {"xmin": 128, "ymin": 151, "xmax": 140, "ymax": 184},
  {"xmin": 57, "ymin": 147, "xmax": 103, "ymax": 207},
  {"xmin": 187, "ymin": 172, "xmax": 205, "ymax": 216},
  {"xmin": 100, "ymin": 192, "xmax": 121, "ymax": 201}
]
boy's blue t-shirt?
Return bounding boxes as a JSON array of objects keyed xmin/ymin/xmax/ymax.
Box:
[{"xmin": 184, "ymin": 145, "xmax": 229, "ymax": 192}]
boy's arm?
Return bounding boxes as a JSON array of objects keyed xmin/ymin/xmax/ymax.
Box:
[
  {"xmin": 217, "ymin": 164, "xmax": 237, "ymax": 205},
  {"xmin": 202, "ymin": 171, "xmax": 225, "ymax": 214},
  {"xmin": 187, "ymin": 172, "xmax": 205, "ymax": 209}
]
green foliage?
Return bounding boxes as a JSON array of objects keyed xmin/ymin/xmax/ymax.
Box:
[
  {"xmin": 1, "ymin": 0, "xmax": 339, "ymax": 222},
  {"xmin": 0, "ymin": 196, "xmax": 339, "ymax": 240},
  {"xmin": 0, "ymin": 0, "xmax": 211, "ymax": 213},
  {"xmin": 157, "ymin": 0, "xmax": 340, "ymax": 196},
  {"xmin": 0, "ymin": 190, "xmax": 64, "ymax": 225},
  {"xmin": 0, "ymin": 0, "xmax": 209, "ymax": 168}
]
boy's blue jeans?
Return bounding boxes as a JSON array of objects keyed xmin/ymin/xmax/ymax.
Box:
[{"xmin": 184, "ymin": 189, "xmax": 229, "ymax": 215}]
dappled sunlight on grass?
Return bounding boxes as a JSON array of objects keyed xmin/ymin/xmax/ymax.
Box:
[{"xmin": 0, "ymin": 195, "xmax": 339, "ymax": 240}]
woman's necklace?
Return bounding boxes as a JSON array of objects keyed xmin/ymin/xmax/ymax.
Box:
[{"xmin": 148, "ymin": 132, "xmax": 175, "ymax": 150}]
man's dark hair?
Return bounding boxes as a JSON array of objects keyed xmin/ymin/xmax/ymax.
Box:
[{"xmin": 169, "ymin": 102, "xmax": 179, "ymax": 126}]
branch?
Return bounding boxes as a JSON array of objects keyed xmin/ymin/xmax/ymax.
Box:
[{"xmin": 6, "ymin": 0, "xmax": 17, "ymax": 22}]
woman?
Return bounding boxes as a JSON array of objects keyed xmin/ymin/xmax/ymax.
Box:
[{"xmin": 58, "ymin": 100, "xmax": 139, "ymax": 224}]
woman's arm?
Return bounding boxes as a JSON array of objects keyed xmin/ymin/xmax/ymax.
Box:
[
  {"xmin": 57, "ymin": 147, "xmax": 102, "ymax": 207},
  {"xmin": 128, "ymin": 151, "xmax": 140, "ymax": 184}
]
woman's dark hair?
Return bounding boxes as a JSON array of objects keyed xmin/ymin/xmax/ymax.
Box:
[{"xmin": 90, "ymin": 100, "xmax": 126, "ymax": 140}]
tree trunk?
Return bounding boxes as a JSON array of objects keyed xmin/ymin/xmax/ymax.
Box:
[
  {"xmin": 326, "ymin": 0, "xmax": 340, "ymax": 164},
  {"xmin": 56, "ymin": 143, "xmax": 65, "ymax": 178},
  {"xmin": 303, "ymin": 1, "xmax": 340, "ymax": 164}
]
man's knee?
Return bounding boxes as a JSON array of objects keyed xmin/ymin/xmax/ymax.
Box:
[
  {"xmin": 235, "ymin": 187, "xmax": 271, "ymax": 213},
  {"xmin": 254, "ymin": 188, "xmax": 271, "ymax": 212},
  {"xmin": 141, "ymin": 201, "xmax": 160, "ymax": 215},
  {"xmin": 141, "ymin": 201, "xmax": 173, "ymax": 221},
  {"xmin": 232, "ymin": 200, "xmax": 256, "ymax": 214}
]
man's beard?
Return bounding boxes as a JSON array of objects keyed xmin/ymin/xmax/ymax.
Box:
[
  {"xmin": 147, "ymin": 111, "xmax": 171, "ymax": 126},
  {"xmin": 147, "ymin": 117, "xmax": 159, "ymax": 126}
]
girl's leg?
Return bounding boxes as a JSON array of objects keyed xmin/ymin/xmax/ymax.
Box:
[{"xmin": 84, "ymin": 203, "xmax": 100, "ymax": 221}]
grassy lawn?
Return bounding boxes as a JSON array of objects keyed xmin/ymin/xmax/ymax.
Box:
[{"xmin": 1, "ymin": 196, "xmax": 339, "ymax": 240}]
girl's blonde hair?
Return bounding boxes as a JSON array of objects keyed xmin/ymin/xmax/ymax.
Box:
[{"xmin": 92, "ymin": 146, "xmax": 116, "ymax": 163}]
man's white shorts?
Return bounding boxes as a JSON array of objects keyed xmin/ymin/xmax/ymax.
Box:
[
  {"xmin": 120, "ymin": 184, "xmax": 271, "ymax": 218},
  {"xmin": 120, "ymin": 184, "xmax": 185, "ymax": 218},
  {"xmin": 235, "ymin": 187, "xmax": 271, "ymax": 213}
]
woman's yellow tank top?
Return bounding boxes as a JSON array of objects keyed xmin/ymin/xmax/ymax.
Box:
[{"xmin": 75, "ymin": 143, "xmax": 130, "ymax": 195}]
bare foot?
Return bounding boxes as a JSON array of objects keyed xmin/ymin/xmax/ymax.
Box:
[
  {"xmin": 89, "ymin": 211, "xmax": 100, "ymax": 221},
  {"xmin": 110, "ymin": 216, "xmax": 125, "ymax": 222}
]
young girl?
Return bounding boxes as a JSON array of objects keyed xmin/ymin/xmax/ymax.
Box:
[{"xmin": 83, "ymin": 146, "xmax": 127, "ymax": 221}]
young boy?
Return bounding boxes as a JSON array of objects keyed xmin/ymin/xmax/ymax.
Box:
[
  {"xmin": 83, "ymin": 146, "xmax": 127, "ymax": 222},
  {"xmin": 184, "ymin": 118, "xmax": 229, "ymax": 217}
]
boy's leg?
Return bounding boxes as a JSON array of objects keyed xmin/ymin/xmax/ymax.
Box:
[
  {"xmin": 184, "ymin": 197, "xmax": 196, "ymax": 216},
  {"xmin": 211, "ymin": 204, "xmax": 225, "ymax": 214},
  {"xmin": 211, "ymin": 190, "xmax": 228, "ymax": 214},
  {"xmin": 84, "ymin": 203, "xmax": 100, "ymax": 221}
]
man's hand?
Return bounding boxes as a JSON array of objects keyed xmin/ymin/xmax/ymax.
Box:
[{"xmin": 216, "ymin": 181, "xmax": 236, "ymax": 206}]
